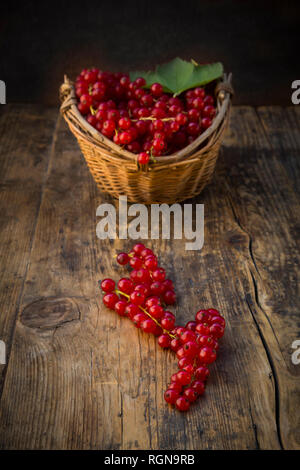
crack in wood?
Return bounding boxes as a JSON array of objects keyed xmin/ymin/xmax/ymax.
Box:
[{"xmin": 245, "ymin": 298, "xmax": 284, "ymax": 449}]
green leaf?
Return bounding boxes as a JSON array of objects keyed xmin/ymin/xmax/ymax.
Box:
[
  {"xmin": 178, "ymin": 62, "xmax": 223, "ymax": 95},
  {"xmin": 130, "ymin": 58, "xmax": 223, "ymax": 96},
  {"xmin": 130, "ymin": 69, "xmax": 172, "ymax": 93}
]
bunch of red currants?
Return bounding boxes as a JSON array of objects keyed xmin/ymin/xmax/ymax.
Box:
[
  {"xmin": 100, "ymin": 244, "xmax": 225, "ymax": 412},
  {"xmin": 75, "ymin": 68, "xmax": 216, "ymax": 163}
]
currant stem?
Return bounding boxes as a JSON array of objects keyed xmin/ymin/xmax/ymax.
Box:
[{"xmin": 115, "ymin": 289, "xmax": 176, "ymax": 339}]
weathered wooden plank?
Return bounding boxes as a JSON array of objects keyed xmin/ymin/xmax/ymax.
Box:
[
  {"xmin": 219, "ymin": 106, "xmax": 300, "ymax": 449},
  {"xmin": 0, "ymin": 105, "xmax": 58, "ymax": 393},
  {"xmin": 0, "ymin": 117, "xmax": 124, "ymax": 449},
  {"xmin": 257, "ymin": 106, "xmax": 300, "ymax": 192}
]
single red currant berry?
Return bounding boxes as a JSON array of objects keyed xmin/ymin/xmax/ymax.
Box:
[
  {"xmin": 183, "ymin": 341, "xmax": 199, "ymax": 358},
  {"xmin": 204, "ymin": 95, "xmax": 214, "ymax": 106},
  {"xmin": 134, "ymin": 284, "xmax": 150, "ymax": 297},
  {"xmin": 116, "ymin": 252, "xmax": 129, "ymax": 265},
  {"xmin": 203, "ymin": 105, "xmax": 216, "ymax": 119},
  {"xmin": 145, "ymin": 296, "xmax": 161, "ymax": 309},
  {"xmin": 195, "ymin": 366, "xmax": 210, "ymax": 381},
  {"xmin": 187, "ymin": 108, "xmax": 201, "ymax": 122},
  {"xmin": 176, "ymin": 347, "xmax": 187, "ymax": 360},
  {"xmin": 176, "ymin": 113, "xmax": 188, "ymax": 126},
  {"xmin": 134, "ymin": 88, "xmax": 146, "ymax": 100},
  {"xmin": 130, "ymin": 291, "xmax": 145, "ymax": 306},
  {"xmin": 118, "ymin": 117, "xmax": 131, "ymax": 130},
  {"xmin": 181, "ymin": 330, "xmax": 197, "ymax": 343},
  {"xmin": 170, "ymin": 338, "xmax": 181, "ymax": 352},
  {"xmin": 152, "ymin": 268, "xmax": 166, "ymax": 282},
  {"xmin": 134, "ymin": 77, "xmax": 146, "ymax": 87},
  {"xmin": 161, "ymin": 313, "xmax": 176, "ymax": 331},
  {"xmin": 118, "ymin": 277, "xmax": 134, "ymax": 294},
  {"xmin": 153, "ymin": 325, "xmax": 163, "ymax": 336},
  {"xmin": 210, "ymin": 315, "xmax": 225, "ymax": 327},
  {"xmin": 126, "ymin": 140, "xmax": 141, "ymax": 154},
  {"xmin": 175, "ymin": 396, "xmax": 190, "ymax": 411},
  {"xmin": 150, "ymin": 82, "xmax": 163, "ymax": 97},
  {"xmin": 163, "ymin": 290, "xmax": 176, "ymax": 305},
  {"xmin": 158, "ymin": 334, "xmax": 171, "ymax": 348},
  {"xmin": 114, "ymin": 300, "xmax": 128, "ymax": 316},
  {"xmin": 136, "ymin": 268, "xmax": 151, "ymax": 283},
  {"xmin": 144, "ymin": 255, "xmax": 158, "ymax": 270},
  {"xmin": 207, "ymin": 308, "xmax": 220, "ymax": 316},
  {"xmin": 140, "ymin": 248, "xmax": 154, "ymax": 258},
  {"xmin": 152, "ymin": 138, "xmax": 165, "ymax": 152},
  {"xmin": 192, "ymin": 97, "xmax": 204, "ymax": 110},
  {"xmin": 132, "ymin": 243, "xmax": 145, "ymax": 255},
  {"xmin": 171, "ymin": 373, "xmax": 180, "ymax": 383},
  {"xmin": 148, "ymin": 304, "xmax": 164, "ymax": 320},
  {"xmin": 138, "ymin": 152, "xmax": 149, "ymax": 165},
  {"xmin": 153, "ymin": 119, "xmax": 164, "ymax": 132},
  {"xmin": 164, "ymin": 389, "xmax": 180, "ymax": 404},
  {"xmin": 103, "ymin": 293, "xmax": 119, "ymax": 309},
  {"xmin": 129, "ymin": 256, "xmax": 143, "ymax": 269},
  {"xmin": 107, "ymin": 109, "xmax": 120, "ymax": 122},
  {"xmin": 125, "ymin": 303, "xmax": 140, "ymax": 319},
  {"xmin": 140, "ymin": 93, "xmax": 154, "ymax": 107},
  {"xmin": 150, "ymin": 281, "xmax": 164, "ymax": 296},
  {"xmin": 195, "ymin": 310, "xmax": 210, "ymax": 324},
  {"xmin": 209, "ymin": 323, "xmax": 225, "ymax": 339},
  {"xmin": 198, "ymin": 347, "xmax": 217, "ymax": 364},
  {"xmin": 170, "ymin": 121, "xmax": 180, "ymax": 133},
  {"xmin": 133, "ymin": 312, "xmax": 147, "ymax": 328},
  {"xmin": 86, "ymin": 114, "xmax": 97, "ymax": 127},
  {"xmin": 183, "ymin": 388, "xmax": 198, "ymax": 403},
  {"xmin": 191, "ymin": 380, "xmax": 205, "ymax": 395},
  {"xmin": 80, "ymin": 94, "xmax": 93, "ymax": 107},
  {"xmin": 195, "ymin": 323, "xmax": 210, "ymax": 335},
  {"xmin": 161, "ymin": 279, "xmax": 174, "ymax": 291},
  {"xmin": 175, "ymin": 326, "xmax": 186, "ymax": 337},
  {"xmin": 183, "ymin": 364, "xmax": 194, "ymax": 374},
  {"xmin": 119, "ymin": 131, "xmax": 132, "ymax": 145},
  {"xmin": 178, "ymin": 357, "xmax": 193, "ymax": 369},
  {"xmin": 168, "ymin": 382, "xmax": 182, "ymax": 392},
  {"xmin": 177, "ymin": 370, "xmax": 192, "ymax": 385},
  {"xmin": 141, "ymin": 318, "xmax": 157, "ymax": 334},
  {"xmin": 102, "ymin": 119, "xmax": 116, "ymax": 133},
  {"xmin": 201, "ymin": 117, "xmax": 212, "ymax": 129},
  {"xmin": 78, "ymin": 102, "xmax": 90, "ymax": 115},
  {"xmin": 185, "ymin": 321, "xmax": 197, "ymax": 331},
  {"xmin": 100, "ymin": 278, "xmax": 115, "ymax": 292},
  {"xmin": 187, "ymin": 122, "xmax": 200, "ymax": 136},
  {"xmin": 194, "ymin": 87, "xmax": 205, "ymax": 99},
  {"xmin": 185, "ymin": 89, "xmax": 195, "ymax": 100}
]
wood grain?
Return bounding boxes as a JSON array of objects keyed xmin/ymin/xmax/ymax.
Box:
[
  {"xmin": 0, "ymin": 105, "xmax": 58, "ymax": 392},
  {"xmin": 0, "ymin": 106, "xmax": 299, "ymax": 449}
]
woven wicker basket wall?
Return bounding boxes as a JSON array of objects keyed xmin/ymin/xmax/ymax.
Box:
[{"xmin": 60, "ymin": 74, "xmax": 233, "ymax": 204}]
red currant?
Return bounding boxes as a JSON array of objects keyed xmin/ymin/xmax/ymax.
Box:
[
  {"xmin": 103, "ymin": 293, "xmax": 119, "ymax": 309},
  {"xmin": 164, "ymin": 389, "xmax": 180, "ymax": 404},
  {"xmin": 175, "ymin": 396, "xmax": 190, "ymax": 411},
  {"xmin": 150, "ymin": 83, "xmax": 163, "ymax": 97},
  {"xmin": 100, "ymin": 278, "xmax": 115, "ymax": 292}
]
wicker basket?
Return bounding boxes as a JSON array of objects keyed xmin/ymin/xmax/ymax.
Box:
[{"xmin": 60, "ymin": 74, "xmax": 233, "ymax": 204}]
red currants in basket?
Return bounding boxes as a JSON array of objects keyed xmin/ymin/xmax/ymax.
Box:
[
  {"xmin": 75, "ymin": 59, "xmax": 223, "ymax": 161},
  {"xmin": 99, "ymin": 244, "xmax": 226, "ymax": 412}
]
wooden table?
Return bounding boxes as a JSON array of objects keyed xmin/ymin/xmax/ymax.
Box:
[{"xmin": 0, "ymin": 105, "xmax": 299, "ymax": 450}]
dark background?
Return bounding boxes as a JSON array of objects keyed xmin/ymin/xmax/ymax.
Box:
[{"xmin": 1, "ymin": 0, "xmax": 299, "ymax": 105}]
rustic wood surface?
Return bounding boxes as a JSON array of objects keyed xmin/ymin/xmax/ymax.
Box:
[{"xmin": 0, "ymin": 105, "xmax": 299, "ymax": 450}]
